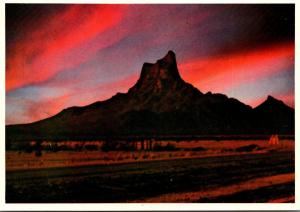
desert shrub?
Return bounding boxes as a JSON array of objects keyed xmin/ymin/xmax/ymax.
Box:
[
  {"xmin": 74, "ymin": 144, "xmax": 83, "ymax": 151},
  {"xmin": 220, "ymin": 148, "xmax": 233, "ymax": 153},
  {"xmin": 235, "ymin": 144, "xmax": 259, "ymax": 152},
  {"xmin": 101, "ymin": 141, "xmax": 118, "ymax": 152},
  {"xmin": 59, "ymin": 145, "xmax": 70, "ymax": 151},
  {"xmin": 101, "ymin": 141, "xmax": 135, "ymax": 152},
  {"xmin": 268, "ymin": 149, "xmax": 278, "ymax": 153},
  {"xmin": 24, "ymin": 145, "xmax": 34, "ymax": 153},
  {"xmin": 191, "ymin": 146, "xmax": 206, "ymax": 151},
  {"xmin": 44, "ymin": 143, "xmax": 59, "ymax": 152},
  {"xmin": 257, "ymin": 147, "xmax": 266, "ymax": 151},
  {"xmin": 31, "ymin": 141, "xmax": 43, "ymax": 157},
  {"xmin": 6, "ymin": 140, "xmax": 12, "ymax": 150},
  {"xmin": 153, "ymin": 143, "xmax": 164, "ymax": 151},
  {"xmin": 118, "ymin": 142, "xmax": 136, "ymax": 151},
  {"xmin": 142, "ymin": 154, "xmax": 149, "ymax": 159},
  {"xmin": 84, "ymin": 144, "xmax": 98, "ymax": 151},
  {"xmin": 9, "ymin": 142, "xmax": 31, "ymax": 152},
  {"xmin": 165, "ymin": 143, "xmax": 177, "ymax": 151},
  {"xmin": 153, "ymin": 142, "xmax": 177, "ymax": 151}
]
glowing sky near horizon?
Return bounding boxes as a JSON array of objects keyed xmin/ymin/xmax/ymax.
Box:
[{"xmin": 6, "ymin": 4, "xmax": 295, "ymax": 124}]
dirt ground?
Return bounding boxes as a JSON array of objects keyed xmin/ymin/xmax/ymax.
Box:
[{"xmin": 6, "ymin": 150, "xmax": 294, "ymax": 203}]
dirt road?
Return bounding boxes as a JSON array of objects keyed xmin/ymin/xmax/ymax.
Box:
[{"xmin": 6, "ymin": 151, "xmax": 294, "ymax": 203}]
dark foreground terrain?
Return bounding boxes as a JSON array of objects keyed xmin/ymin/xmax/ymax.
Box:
[{"xmin": 6, "ymin": 151, "xmax": 294, "ymax": 203}]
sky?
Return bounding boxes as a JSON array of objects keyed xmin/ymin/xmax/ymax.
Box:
[{"xmin": 6, "ymin": 4, "xmax": 295, "ymax": 125}]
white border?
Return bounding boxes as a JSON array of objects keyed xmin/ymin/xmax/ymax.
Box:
[
  {"xmin": 1, "ymin": 0, "xmax": 299, "ymax": 3},
  {"xmin": 1, "ymin": 0, "xmax": 299, "ymax": 211}
]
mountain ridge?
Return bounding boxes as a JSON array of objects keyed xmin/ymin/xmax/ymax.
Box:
[{"xmin": 6, "ymin": 51, "xmax": 294, "ymax": 141}]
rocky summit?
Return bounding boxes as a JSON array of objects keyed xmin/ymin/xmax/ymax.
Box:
[{"xmin": 6, "ymin": 51, "xmax": 294, "ymax": 141}]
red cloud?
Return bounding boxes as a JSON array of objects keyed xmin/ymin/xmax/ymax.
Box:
[
  {"xmin": 179, "ymin": 42, "xmax": 294, "ymax": 94},
  {"xmin": 6, "ymin": 5, "xmax": 128, "ymax": 92}
]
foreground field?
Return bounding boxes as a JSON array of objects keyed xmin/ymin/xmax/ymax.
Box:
[{"xmin": 6, "ymin": 150, "xmax": 294, "ymax": 203}]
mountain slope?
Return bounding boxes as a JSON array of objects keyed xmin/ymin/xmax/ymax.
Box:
[
  {"xmin": 6, "ymin": 51, "xmax": 294, "ymax": 141},
  {"xmin": 253, "ymin": 95, "xmax": 294, "ymax": 134}
]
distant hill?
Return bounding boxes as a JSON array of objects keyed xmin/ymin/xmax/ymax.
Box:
[{"xmin": 6, "ymin": 51, "xmax": 294, "ymax": 142}]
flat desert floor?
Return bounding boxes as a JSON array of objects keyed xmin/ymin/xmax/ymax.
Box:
[{"xmin": 6, "ymin": 139, "xmax": 294, "ymax": 203}]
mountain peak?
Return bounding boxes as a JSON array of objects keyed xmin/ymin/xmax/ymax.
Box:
[
  {"xmin": 255, "ymin": 95, "xmax": 290, "ymax": 111},
  {"xmin": 159, "ymin": 50, "xmax": 176, "ymax": 64},
  {"xmin": 156, "ymin": 50, "xmax": 179, "ymax": 75},
  {"xmin": 129, "ymin": 51, "xmax": 184, "ymax": 94},
  {"xmin": 267, "ymin": 95, "xmax": 276, "ymax": 101},
  {"xmin": 265, "ymin": 95, "xmax": 284, "ymax": 105}
]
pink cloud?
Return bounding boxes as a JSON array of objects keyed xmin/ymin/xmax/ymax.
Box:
[{"xmin": 6, "ymin": 5, "xmax": 128, "ymax": 92}]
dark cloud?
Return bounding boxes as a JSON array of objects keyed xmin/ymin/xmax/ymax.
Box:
[
  {"xmin": 193, "ymin": 4, "xmax": 295, "ymax": 56},
  {"xmin": 6, "ymin": 4, "xmax": 68, "ymax": 47}
]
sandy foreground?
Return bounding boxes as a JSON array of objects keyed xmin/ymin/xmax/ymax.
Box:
[{"xmin": 6, "ymin": 149, "xmax": 294, "ymax": 203}]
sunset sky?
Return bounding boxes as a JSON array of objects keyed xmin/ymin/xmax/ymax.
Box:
[{"xmin": 6, "ymin": 4, "xmax": 294, "ymax": 125}]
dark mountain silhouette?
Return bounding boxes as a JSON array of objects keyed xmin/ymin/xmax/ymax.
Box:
[
  {"xmin": 253, "ymin": 95, "xmax": 294, "ymax": 134},
  {"xmin": 6, "ymin": 51, "xmax": 294, "ymax": 142}
]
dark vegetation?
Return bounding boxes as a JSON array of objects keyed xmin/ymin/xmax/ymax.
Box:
[
  {"xmin": 23, "ymin": 141, "xmax": 43, "ymax": 156},
  {"xmin": 101, "ymin": 140, "xmax": 135, "ymax": 152},
  {"xmin": 6, "ymin": 151, "xmax": 294, "ymax": 203},
  {"xmin": 235, "ymin": 144, "xmax": 259, "ymax": 152},
  {"xmin": 190, "ymin": 146, "xmax": 207, "ymax": 151},
  {"xmin": 7, "ymin": 139, "xmax": 282, "ymax": 155},
  {"xmin": 8, "ymin": 140, "xmax": 182, "ymax": 155},
  {"xmin": 152, "ymin": 142, "xmax": 177, "ymax": 151},
  {"xmin": 235, "ymin": 144, "xmax": 267, "ymax": 152}
]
